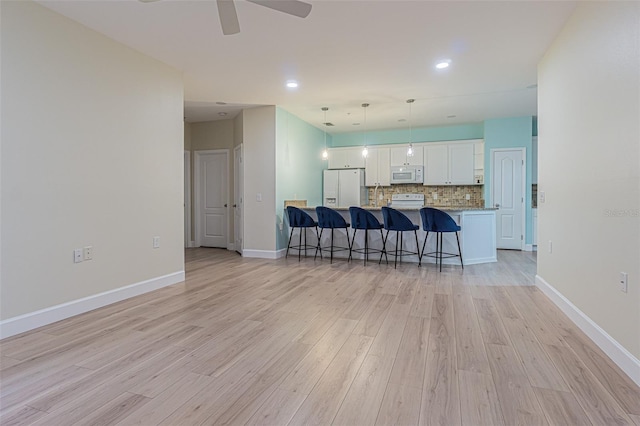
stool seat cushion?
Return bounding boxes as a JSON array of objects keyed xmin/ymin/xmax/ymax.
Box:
[{"xmin": 349, "ymin": 207, "xmax": 384, "ymax": 230}]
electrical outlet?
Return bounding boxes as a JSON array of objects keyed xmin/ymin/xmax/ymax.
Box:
[
  {"xmin": 83, "ymin": 246, "xmax": 93, "ymax": 261},
  {"xmin": 153, "ymin": 236, "xmax": 160, "ymax": 249},
  {"xmin": 432, "ymin": 192, "xmax": 438, "ymax": 200},
  {"xmin": 74, "ymin": 248, "xmax": 83, "ymax": 263},
  {"xmin": 465, "ymin": 194, "xmax": 471, "ymax": 200},
  {"xmin": 540, "ymin": 191, "xmax": 546, "ymax": 203},
  {"xmin": 620, "ymin": 272, "xmax": 628, "ymax": 293},
  {"xmin": 548, "ymin": 240, "xmax": 553, "ymax": 254}
]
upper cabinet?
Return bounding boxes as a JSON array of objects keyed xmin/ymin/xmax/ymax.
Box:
[
  {"xmin": 390, "ymin": 145, "xmax": 423, "ymax": 167},
  {"xmin": 327, "ymin": 147, "xmax": 366, "ymax": 169},
  {"xmin": 423, "ymin": 142, "xmax": 475, "ymax": 185},
  {"xmin": 365, "ymin": 147, "xmax": 390, "ymax": 187},
  {"xmin": 474, "ymin": 141, "xmax": 485, "ymax": 185}
]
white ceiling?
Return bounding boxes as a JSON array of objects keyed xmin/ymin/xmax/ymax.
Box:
[{"xmin": 38, "ymin": 0, "xmax": 577, "ymax": 134}]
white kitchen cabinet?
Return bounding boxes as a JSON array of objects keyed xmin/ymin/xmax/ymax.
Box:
[
  {"xmin": 327, "ymin": 147, "xmax": 366, "ymax": 169},
  {"xmin": 365, "ymin": 147, "xmax": 390, "ymax": 187},
  {"xmin": 474, "ymin": 141, "xmax": 484, "ymax": 185},
  {"xmin": 423, "ymin": 142, "xmax": 474, "ymax": 185},
  {"xmin": 390, "ymin": 145, "xmax": 423, "ymax": 167}
]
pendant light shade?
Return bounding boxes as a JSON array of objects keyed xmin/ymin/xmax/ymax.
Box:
[
  {"xmin": 406, "ymin": 99, "xmax": 415, "ymax": 157},
  {"xmin": 321, "ymin": 107, "xmax": 329, "ymax": 160},
  {"xmin": 361, "ymin": 103, "xmax": 369, "ymax": 158}
]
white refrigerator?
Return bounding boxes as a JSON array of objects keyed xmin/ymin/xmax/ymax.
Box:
[{"xmin": 323, "ymin": 169, "xmax": 368, "ymax": 208}]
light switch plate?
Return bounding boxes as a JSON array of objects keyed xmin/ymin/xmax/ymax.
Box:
[{"xmin": 74, "ymin": 248, "xmax": 83, "ymax": 263}]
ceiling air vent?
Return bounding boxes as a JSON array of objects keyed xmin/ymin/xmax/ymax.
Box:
[{"xmin": 323, "ymin": 122, "xmax": 335, "ymax": 127}]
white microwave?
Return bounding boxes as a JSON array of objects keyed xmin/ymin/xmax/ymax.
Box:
[{"xmin": 390, "ymin": 165, "xmax": 424, "ymax": 184}]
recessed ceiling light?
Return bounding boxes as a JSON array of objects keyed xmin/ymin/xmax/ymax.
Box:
[
  {"xmin": 398, "ymin": 118, "xmax": 407, "ymax": 122},
  {"xmin": 218, "ymin": 112, "xmax": 227, "ymax": 117},
  {"xmin": 352, "ymin": 122, "xmax": 361, "ymax": 126},
  {"xmin": 286, "ymin": 80, "xmax": 299, "ymax": 89},
  {"xmin": 436, "ymin": 60, "xmax": 451, "ymax": 69},
  {"xmin": 447, "ymin": 115, "xmax": 457, "ymax": 119},
  {"xmin": 216, "ymin": 102, "xmax": 227, "ymax": 105},
  {"xmin": 527, "ymin": 84, "xmax": 538, "ymax": 89}
]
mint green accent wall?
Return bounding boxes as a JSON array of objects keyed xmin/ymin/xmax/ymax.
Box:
[
  {"xmin": 483, "ymin": 116, "xmax": 534, "ymax": 245},
  {"xmin": 331, "ymin": 123, "xmax": 484, "ymax": 147},
  {"xmin": 275, "ymin": 108, "xmax": 328, "ymax": 250}
]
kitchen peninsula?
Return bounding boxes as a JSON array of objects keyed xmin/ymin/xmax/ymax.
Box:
[{"xmin": 298, "ymin": 206, "xmax": 496, "ymax": 265}]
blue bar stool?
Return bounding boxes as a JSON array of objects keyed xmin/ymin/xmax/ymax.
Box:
[
  {"xmin": 381, "ymin": 207, "xmax": 420, "ymax": 269},
  {"xmin": 285, "ymin": 206, "xmax": 319, "ymax": 261},
  {"xmin": 419, "ymin": 207, "xmax": 463, "ymax": 271},
  {"xmin": 348, "ymin": 207, "xmax": 387, "ymax": 266},
  {"xmin": 315, "ymin": 206, "xmax": 351, "ymax": 263}
]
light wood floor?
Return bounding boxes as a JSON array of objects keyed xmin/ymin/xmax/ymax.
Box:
[{"xmin": 1, "ymin": 249, "xmax": 639, "ymax": 426}]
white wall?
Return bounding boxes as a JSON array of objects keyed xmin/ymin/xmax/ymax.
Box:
[
  {"xmin": 538, "ymin": 1, "xmax": 639, "ymax": 364},
  {"xmin": 1, "ymin": 2, "xmax": 184, "ymax": 328},
  {"xmin": 242, "ymin": 106, "xmax": 276, "ymax": 255}
]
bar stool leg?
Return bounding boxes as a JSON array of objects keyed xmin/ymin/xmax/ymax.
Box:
[
  {"xmin": 348, "ymin": 229, "xmax": 357, "ymax": 262},
  {"xmin": 381, "ymin": 229, "xmax": 388, "ymax": 264},
  {"xmin": 330, "ymin": 228, "xmax": 335, "ymax": 264},
  {"xmin": 456, "ymin": 232, "xmax": 464, "ymax": 269},
  {"xmin": 286, "ymin": 227, "xmax": 295, "ymax": 258},
  {"xmin": 419, "ymin": 231, "xmax": 429, "ymax": 266},
  {"xmin": 314, "ymin": 229, "xmax": 324, "ymax": 260},
  {"xmin": 363, "ymin": 229, "xmax": 368, "ymax": 265},
  {"xmin": 439, "ymin": 233, "xmax": 444, "ymax": 272},
  {"xmin": 414, "ymin": 230, "xmax": 419, "ymax": 266}
]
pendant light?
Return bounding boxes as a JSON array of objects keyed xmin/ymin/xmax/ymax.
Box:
[
  {"xmin": 321, "ymin": 107, "xmax": 329, "ymax": 160},
  {"xmin": 406, "ymin": 99, "xmax": 415, "ymax": 157},
  {"xmin": 361, "ymin": 103, "xmax": 370, "ymax": 158}
]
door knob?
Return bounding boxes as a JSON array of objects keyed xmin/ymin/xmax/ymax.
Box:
[
  {"xmin": 495, "ymin": 203, "xmax": 500, "ymax": 208},
  {"xmin": 224, "ymin": 203, "xmax": 228, "ymax": 207},
  {"xmin": 233, "ymin": 204, "xmax": 237, "ymax": 208}
]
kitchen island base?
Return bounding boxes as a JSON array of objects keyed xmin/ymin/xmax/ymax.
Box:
[{"xmin": 297, "ymin": 208, "xmax": 496, "ymax": 266}]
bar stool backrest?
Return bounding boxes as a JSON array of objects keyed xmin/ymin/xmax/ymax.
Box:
[
  {"xmin": 286, "ymin": 206, "xmax": 316, "ymax": 228},
  {"xmin": 316, "ymin": 206, "xmax": 348, "ymax": 229},
  {"xmin": 419, "ymin": 208, "xmax": 461, "ymax": 232},
  {"xmin": 381, "ymin": 206, "xmax": 419, "ymax": 231},
  {"xmin": 349, "ymin": 207, "xmax": 383, "ymax": 230}
]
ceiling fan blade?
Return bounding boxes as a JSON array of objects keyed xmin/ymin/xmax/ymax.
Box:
[
  {"xmin": 246, "ymin": 0, "xmax": 312, "ymax": 18},
  {"xmin": 217, "ymin": 0, "xmax": 241, "ymax": 35}
]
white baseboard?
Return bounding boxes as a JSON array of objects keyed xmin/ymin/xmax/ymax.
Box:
[
  {"xmin": 535, "ymin": 274, "xmax": 640, "ymax": 387},
  {"xmin": 0, "ymin": 271, "xmax": 185, "ymax": 340},
  {"xmin": 524, "ymin": 244, "xmax": 533, "ymax": 252},
  {"xmin": 242, "ymin": 249, "xmax": 280, "ymax": 259}
]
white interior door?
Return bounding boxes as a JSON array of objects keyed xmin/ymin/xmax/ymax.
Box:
[
  {"xmin": 195, "ymin": 150, "xmax": 228, "ymax": 248},
  {"xmin": 234, "ymin": 145, "xmax": 243, "ymax": 254},
  {"xmin": 492, "ymin": 149, "xmax": 524, "ymax": 250},
  {"xmin": 184, "ymin": 151, "xmax": 191, "ymax": 248}
]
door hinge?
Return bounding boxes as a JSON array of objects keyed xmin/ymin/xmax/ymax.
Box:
[
  {"xmin": 522, "ymin": 160, "xmax": 524, "ymax": 165},
  {"xmin": 521, "ymin": 235, "xmax": 523, "ymax": 240}
]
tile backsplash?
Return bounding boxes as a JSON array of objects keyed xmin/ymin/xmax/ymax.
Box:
[
  {"xmin": 367, "ymin": 184, "xmax": 484, "ymax": 208},
  {"xmin": 532, "ymin": 184, "xmax": 538, "ymax": 208}
]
